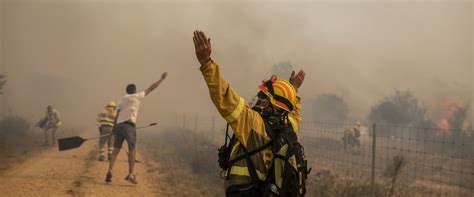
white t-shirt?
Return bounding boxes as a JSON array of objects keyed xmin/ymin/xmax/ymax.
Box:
[{"xmin": 116, "ymin": 91, "xmax": 146, "ymax": 124}]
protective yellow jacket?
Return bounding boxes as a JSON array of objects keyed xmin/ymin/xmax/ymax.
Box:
[
  {"xmin": 97, "ymin": 109, "xmax": 117, "ymax": 127},
  {"xmin": 200, "ymin": 59, "xmax": 302, "ymax": 190},
  {"xmin": 46, "ymin": 110, "xmax": 62, "ymax": 127}
]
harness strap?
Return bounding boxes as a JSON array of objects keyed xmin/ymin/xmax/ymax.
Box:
[
  {"xmin": 274, "ymin": 154, "xmax": 286, "ymax": 160},
  {"xmin": 223, "ymin": 115, "xmax": 308, "ymax": 195},
  {"xmin": 224, "ymin": 124, "xmax": 230, "ymax": 145},
  {"xmin": 240, "ymin": 144, "xmax": 262, "ymax": 186},
  {"xmin": 228, "ymin": 142, "xmax": 272, "ymax": 166}
]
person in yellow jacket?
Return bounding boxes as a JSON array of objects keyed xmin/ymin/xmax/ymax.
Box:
[
  {"xmin": 193, "ymin": 30, "xmax": 307, "ymax": 196},
  {"xmin": 96, "ymin": 101, "xmax": 118, "ymax": 161},
  {"xmin": 43, "ymin": 105, "xmax": 62, "ymax": 145}
]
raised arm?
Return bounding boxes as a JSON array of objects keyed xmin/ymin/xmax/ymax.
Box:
[
  {"xmin": 144, "ymin": 72, "xmax": 168, "ymax": 96},
  {"xmin": 288, "ymin": 70, "xmax": 305, "ymax": 133},
  {"xmin": 289, "ymin": 97, "xmax": 302, "ymax": 133},
  {"xmin": 194, "ymin": 30, "xmax": 244, "ymax": 123},
  {"xmin": 193, "ymin": 30, "xmax": 267, "ymax": 146}
]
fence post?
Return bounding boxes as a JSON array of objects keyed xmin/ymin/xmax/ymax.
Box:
[{"xmin": 371, "ymin": 123, "xmax": 377, "ymax": 196}]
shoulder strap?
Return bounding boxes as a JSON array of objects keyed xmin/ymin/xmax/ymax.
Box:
[
  {"xmin": 224, "ymin": 123, "xmax": 230, "ymax": 146},
  {"xmin": 240, "ymin": 145, "xmax": 262, "ymax": 186},
  {"xmin": 263, "ymin": 118, "xmax": 278, "ymax": 140},
  {"xmin": 228, "ymin": 117, "xmax": 276, "ymax": 166},
  {"xmin": 225, "ymin": 118, "xmax": 274, "ymax": 185},
  {"xmin": 228, "ymin": 142, "xmax": 272, "ymax": 166}
]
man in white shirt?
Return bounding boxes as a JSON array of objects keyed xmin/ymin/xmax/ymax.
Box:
[{"xmin": 106, "ymin": 72, "xmax": 168, "ymax": 184}]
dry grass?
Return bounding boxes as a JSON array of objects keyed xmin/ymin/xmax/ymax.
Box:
[
  {"xmin": 383, "ymin": 155, "xmax": 407, "ymax": 196},
  {"xmin": 140, "ymin": 127, "xmax": 472, "ymax": 196},
  {"xmin": 305, "ymin": 161, "xmax": 471, "ymax": 197},
  {"xmin": 307, "ymin": 168, "xmax": 386, "ymax": 197},
  {"xmin": 141, "ymin": 127, "xmax": 223, "ymax": 197}
]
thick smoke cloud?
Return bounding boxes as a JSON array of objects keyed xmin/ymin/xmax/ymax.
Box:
[{"xmin": 0, "ymin": 0, "xmax": 472, "ymax": 129}]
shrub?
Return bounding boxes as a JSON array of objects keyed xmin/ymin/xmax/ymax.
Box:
[
  {"xmin": 368, "ymin": 90, "xmax": 433, "ymax": 127},
  {"xmin": 0, "ymin": 116, "xmax": 31, "ymax": 137},
  {"xmin": 310, "ymin": 94, "xmax": 349, "ymax": 122}
]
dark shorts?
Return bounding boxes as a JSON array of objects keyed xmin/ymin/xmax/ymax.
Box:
[{"xmin": 113, "ymin": 122, "xmax": 136, "ymax": 150}]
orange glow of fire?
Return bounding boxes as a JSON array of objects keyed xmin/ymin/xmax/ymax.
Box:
[
  {"xmin": 437, "ymin": 119, "xmax": 450, "ymax": 135},
  {"xmin": 436, "ymin": 101, "xmax": 468, "ymax": 136}
]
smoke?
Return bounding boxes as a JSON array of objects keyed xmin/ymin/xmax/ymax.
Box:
[
  {"xmin": 0, "ymin": 0, "xmax": 471, "ymax": 130},
  {"xmin": 0, "ymin": 0, "xmax": 4, "ymax": 115},
  {"xmin": 272, "ymin": 62, "xmax": 294, "ymax": 80}
]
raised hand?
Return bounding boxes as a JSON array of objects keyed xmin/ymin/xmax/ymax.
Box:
[
  {"xmin": 289, "ymin": 70, "xmax": 306, "ymax": 91},
  {"xmin": 161, "ymin": 72, "xmax": 168, "ymax": 80},
  {"xmin": 193, "ymin": 30, "xmax": 212, "ymax": 66}
]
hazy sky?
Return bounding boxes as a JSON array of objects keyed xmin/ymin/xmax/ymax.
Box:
[{"xmin": 0, "ymin": 0, "xmax": 472, "ymax": 129}]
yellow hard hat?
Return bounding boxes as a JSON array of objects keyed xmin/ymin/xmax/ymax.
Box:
[
  {"xmin": 258, "ymin": 75, "xmax": 297, "ymax": 112},
  {"xmin": 355, "ymin": 122, "xmax": 361, "ymax": 126},
  {"xmin": 107, "ymin": 101, "xmax": 116, "ymax": 108}
]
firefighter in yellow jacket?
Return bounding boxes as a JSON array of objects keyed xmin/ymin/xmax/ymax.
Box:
[
  {"xmin": 96, "ymin": 101, "xmax": 117, "ymax": 161},
  {"xmin": 42, "ymin": 105, "xmax": 62, "ymax": 145},
  {"xmin": 193, "ymin": 31, "xmax": 307, "ymax": 196}
]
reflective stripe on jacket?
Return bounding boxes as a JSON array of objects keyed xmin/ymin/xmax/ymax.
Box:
[
  {"xmin": 97, "ymin": 109, "xmax": 117, "ymax": 127},
  {"xmin": 200, "ymin": 59, "xmax": 302, "ymax": 190}
]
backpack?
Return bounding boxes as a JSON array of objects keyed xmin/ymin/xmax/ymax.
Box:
[
  {"xmin": 218, "ymin": 124, "xmax": 236, "ymax": 173},
  {"xmin": 218, "ymin": 116, "xmax": 311, "ymax": 196}
]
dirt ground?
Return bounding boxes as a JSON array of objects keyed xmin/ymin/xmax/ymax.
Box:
[{"xmin": 0, "ymin": 130, "xmax": 167, "ymax": 196}]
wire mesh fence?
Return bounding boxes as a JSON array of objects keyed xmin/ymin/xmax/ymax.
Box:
[
  {"xmin": 176, "ymin": 114, "xmax": 473, "ymax": 196},
  {"xmin": 300, "ymin": 121, "xmax": 474, "ymax": 196},
  {"xmin": 179, "ymin": 114, "xmax": 227, "ymax": 146}
]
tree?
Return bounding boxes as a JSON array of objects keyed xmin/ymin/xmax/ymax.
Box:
[
  {"xmin": 368, "ymin": 90, "xmax": 432, "ymax": 126},
  {"xmin": 368, "ymin": 90, "xmax": 434, "ymax": 137},
  {"xmin": 310, "ymin": 94, "xmax": 349, "ymax": 122}
]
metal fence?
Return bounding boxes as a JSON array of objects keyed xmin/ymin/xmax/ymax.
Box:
[
  {"xmin": 300, "ymin": 121, "xmax": 474, "ymax": 196},
  {"xmin": 177, "ymin": 114, "xmax": 474, "ymax": 196},
  {"xmin": 179, "ymin": 114, "xmax": 227, "ymax": 145}
]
